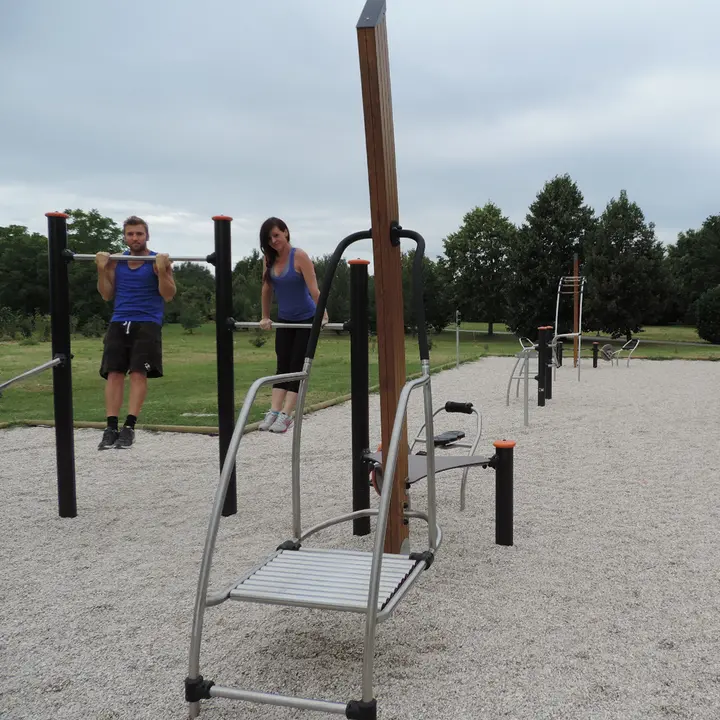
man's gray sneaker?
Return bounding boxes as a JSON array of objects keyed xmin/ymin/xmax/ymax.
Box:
[
  {"xmin": 114, "ymin": 426, "xmax": 135, "ymax": 449},
  {"xmin": 98, "ymin": 427, "xmax": 119, "ymax": 450}
]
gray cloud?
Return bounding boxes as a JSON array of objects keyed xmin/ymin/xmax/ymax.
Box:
[{"xmin": 1, "ymin": 0, "xmax": 718, "ymax": 270}]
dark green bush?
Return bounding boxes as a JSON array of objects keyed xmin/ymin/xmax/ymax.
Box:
[{"xmin": 696, "ymin": 285, "xmax": 720, "ymax": 344}]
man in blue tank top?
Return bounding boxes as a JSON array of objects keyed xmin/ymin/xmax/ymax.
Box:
[{"xmin": 95, "ymin": 215, "xmax": 176, "ymax": 449}]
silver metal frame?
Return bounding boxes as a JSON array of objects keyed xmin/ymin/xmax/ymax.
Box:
[
  {"xmin": 373, "ymin": 402, "xmax": 483, "ymax": 510},
  {"xmin": 505, "ymin": 337, "xmax": 536, "ymax": 427},
  {"xmin": 186, "ymin": 357, "xmax": 442, "ymax": 717},
  {"xmin": 0, "ymin": 356, "xmax": 62, "ymax": 395},
  {"xmin": 69, "ymin": 253, "xmax": 211, "ymax": 263},
  {"xmin": 552, "ymin": 275, "xmax": 586, "ymax": 381},
  {"xmin": 601, "ymin": 338, "xmax": 640, "ymax": 367},
  {"xmin": 234, "ymin": 321, "xmax": 347, "ymax": 332},
  {"xmin": 455, "ymin": 309, "xmax": 460, "ymax": 368}
]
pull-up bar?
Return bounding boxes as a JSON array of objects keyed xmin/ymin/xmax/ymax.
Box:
[
  {"xmin": 233, "ymin": 321, "xmax": 349, "ymax": 332},
  {"xmin": 0, "ymin": 356, "xmax": 64, "ymax": 395},
  {"xmin": 65, "ymin": 252, "xmax": 214, "ymax": 264},
  {"xmin": 44, "ymin": 211, "xmax": 238, "ymax": 520}
]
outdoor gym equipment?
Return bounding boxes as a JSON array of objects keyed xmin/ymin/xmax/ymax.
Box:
[
  {"xmin": 43, "ymin": 212, "xmax": 236, "ymax": 519},
  {"xmin": 183, "ymin": 3, "xmax": 515, "ymax": 715},
  {"xmin": 67, "ymin": 253, "xmax": 214, "ymax": 263},
  {"xmin": 234, "ymin": 321, "xmax": 348, "ymax": 332},
  {"xmin": 184, "ymin": 221, "xmax": 515, "ymax": 719},
  {"xmin": 0, "ymin": 356, "xmax": 65, "ymax": 397},
  {"xmin": 505, "ymin": 326, "xmax": 555, "ymax": 425},
  {"xmin": 552, "ymin": 255, "xmax": 586, "ymax": 381},
  {"xmin": 598, "ymin": 339, "xmax": 640, "ymax": 367},
  {"xmin": 367, "ymin": 400, "xmax": 484, "ymax": 511}
]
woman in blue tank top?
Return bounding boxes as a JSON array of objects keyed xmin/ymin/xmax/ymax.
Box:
[{"xmin": 257, "ymin": 217, "xmax": 328, "ymax": 434}]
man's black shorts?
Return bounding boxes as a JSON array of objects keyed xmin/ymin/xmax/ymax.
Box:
[{"xmin": 100, "ymin": 321, "xmax": 163, "ymax": 379}]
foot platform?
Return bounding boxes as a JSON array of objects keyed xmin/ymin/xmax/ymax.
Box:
[{"xmin": 227, "ymin": 547, "xmax": 427, "ymax": 616}]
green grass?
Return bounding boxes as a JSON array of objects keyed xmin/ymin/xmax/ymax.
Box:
[
  {"xmin": 454, "ymin": 322, "xmax": 709, "ymax": 344},
  {"xmin": 2, "ymin": 323, "xmax": 718, "ymax": 430},
  {"xmin": 0, "ymin": 324, "xmax": 487, "ymax": 428}
]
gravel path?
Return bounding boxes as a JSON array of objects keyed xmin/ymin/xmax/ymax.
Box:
[{"xmin": 2, "ymin": 356, "xmax": 719, "ymax": 720}]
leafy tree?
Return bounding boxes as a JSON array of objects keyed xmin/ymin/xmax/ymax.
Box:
[
  {"xmin": 65, "ymin": 209, "xmax": 124, "ymax": 329},
  {"xmin": 178, "ymin": 298, "xmax": 205, "ymax": 334},
  {"xmin": 232, "ymin": 249, "xmax": 265, "ymax": 321},
  {"xmin": 401, "ymin": 250, "xmax": 453, "ymax": 335},
  {"xmin": 0, "ymin": 225, "xmax": 50, "ymax": 315},
  {"xmin": 666, "ymin": 215, "xmax": 720, "ymax": 323},
  {"xmin": 583, "ymin": 190, "xmax": 667, "ymax": 340},
  {"xmin": 314, "ymin": 255, "xmax": 350, "ymax": 323},
  {"xmin": 439, "ymin": 202, "xmax": 514, "ymax": 334},
  {"xmin": 695, "ymin": 285, "xmax": 720, "ymax": 344},
  {"xmin": 167, "ymin": 262, "xmax": 215, "ymax": 324},
  {"xmin": 504, "ymin": 174, "xmax": 596, "ymax": 340}
]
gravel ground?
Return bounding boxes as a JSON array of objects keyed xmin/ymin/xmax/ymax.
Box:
[{"xmin": 1, "ymin": 356, "xmax": 719, "ymax": 720}]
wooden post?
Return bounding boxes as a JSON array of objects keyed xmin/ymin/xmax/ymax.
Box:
[
  {"xmin": 573, "ymin": 252, "xmax": 580, "ymax": 367},
  {"xmin": 356, "ymin": 0, "xmax": 409, "ymax": 554}
]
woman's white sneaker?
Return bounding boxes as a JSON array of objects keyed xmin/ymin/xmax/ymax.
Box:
[
  {"xmin": 258, "ymin": 410, "xmax": 279, "ymax": 431},
  {"xmin": 269, "ymin": 412, "xmax": 293, "ymax": 433}
]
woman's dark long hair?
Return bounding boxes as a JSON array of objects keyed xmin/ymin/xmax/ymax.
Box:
[{"xmin": 259, "ymin": 216, "xmax": 290, "ymax": 284}]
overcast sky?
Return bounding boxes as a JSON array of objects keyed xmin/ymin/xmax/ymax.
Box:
[{"xmin": 1, "ymin": 0, "xmax": 718, "ymax": 271}]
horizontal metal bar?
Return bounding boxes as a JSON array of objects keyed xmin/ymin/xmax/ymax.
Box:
[
  {"xmin": 250, "ymin": 569, "xmax": 401, "ymax": 589},
  {"xmin": 299, "ymin": 509, "xmax": 379, "ymax": 541},
  {"xmin": 69, "ymin": 253, "xmax": 211, "ymax": 263},
  {"xmin": 0, "ymin": 357, "xmax": 62, "ymax": 393},
  {"xmin": 209, "ymin": 685, "xmax": 347, "ymax": 714},
  {"xmin": 228, "ymin": 588, "xmax": 380, "ymax": 612},
  {"xmin": 234, "ymin": 321, "xmax": 347, "ymax": 331}
]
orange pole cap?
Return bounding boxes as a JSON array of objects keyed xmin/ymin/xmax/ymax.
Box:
[
  {"xmin": 348, "ymin": 258, "xmax": 370, "ymax": 265},
  {"xmin": 493, "ymin": 439, "xmax": 516, "ymax": 449},
  {"xmin": 45, "ymin": 211, "xmax": 69, "ymax": 218},
  {"xmin": 211, "ymin": 215, "xmax": 233, "ymax": 222}
]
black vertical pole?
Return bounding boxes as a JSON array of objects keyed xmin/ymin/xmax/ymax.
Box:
[
  {"xmin": 46, "ymin": 212, "xmax": 77, "ymax": 518},
  {"xmin": 349, "ymin": 259, "xmax": 370, "ymax": 536},
  {"xmin": 545, "ymin": 327, "xmax": 553, "ymax": 401},
  {"xmin": 493, "ymin": 440, "xmax": 514, "ymax": 546},
  {"xmin": 211, "ymin": 216, "xmax": 237, "ymax": 517},
  {"xmin": 537, "ymin": 326, "xmax": 547, "ymax": 407},
  {"xmin": 593, "ymin": 342, "xmax": 599, "ymax": 368},
  {"xmin": 557, "ymin": 340, "xmax": 563, "ymax": 367}
]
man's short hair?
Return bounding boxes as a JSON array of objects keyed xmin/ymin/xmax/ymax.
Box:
[{"xmin": 123, "ymin": 215, "xmax": 149, "ymax": 236}]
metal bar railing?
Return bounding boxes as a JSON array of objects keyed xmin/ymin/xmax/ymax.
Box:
[
  {"xmin": 361, "ymin": 366, "xmax": 439, "ymax": 700},
  {"xmin": 233, "ymin": 321, "xmax": 348, "ymax": 331},
  {"xmin": 67, "ymin": 252, "xmax": 213, "ymax": 263},
  {"xmin": 187, "ymin": 370, "xmax": 307, "ymax": 684},
  {"xmin": 0, "ymin": 356, "xmax": 63, "ymax": 395}
]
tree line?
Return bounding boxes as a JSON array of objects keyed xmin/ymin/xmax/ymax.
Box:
[{"xmin": 1, "ymin": 174, "xmax": 719, "ymax": 344}]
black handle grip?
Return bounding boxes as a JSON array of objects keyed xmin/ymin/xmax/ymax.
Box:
[
  {"xmin": 392, "ymin": 224, "xmax": 430, "ymax": 361},
  {"xmin": 444, "ymin": 401, "xmax": 473, "ymax": 414}
]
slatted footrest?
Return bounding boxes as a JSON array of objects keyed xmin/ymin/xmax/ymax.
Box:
[{"xmin": 228, "ymin": 548, "xmax": 420, "ymax": 613}]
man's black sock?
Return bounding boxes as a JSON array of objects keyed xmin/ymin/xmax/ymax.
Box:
[
  {"xmin": 107, "ymin": 416, "xmax": 118, "ymax": 431},
  {"xmin": 124, "ymin": 414, "xmax": 137, "ymax": 429}
]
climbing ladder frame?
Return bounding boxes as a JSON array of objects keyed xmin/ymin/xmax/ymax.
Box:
[{"xmin": 553, "ymin": 263, "xmax": 586, "ymax": 381}]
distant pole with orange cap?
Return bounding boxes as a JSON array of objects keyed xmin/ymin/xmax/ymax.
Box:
[
  {"xmin": 493, "ymin": 440, "xmax": 515, "ymax": 546},
  {"xmin": 212, "ymin": 215, "xmax": 237, "ymax": 517},
  {"xmin": 46, "ymin": 211, "xmax": 77, "ymax": 518}
]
